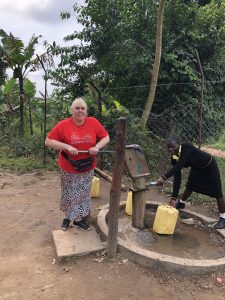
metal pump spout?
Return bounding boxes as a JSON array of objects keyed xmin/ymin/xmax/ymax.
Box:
[{"xmin": 146, "ymin": 181, "xmax": 157, "ymax": 188}]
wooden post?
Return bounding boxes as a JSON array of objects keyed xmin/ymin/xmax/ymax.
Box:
[
  {"xmin": 195, "ymin": 49, "xmax": 205, "ymax": 149},
  {"xmin": 94, "ymin": 168, "xmax": 128, "ymax": 192},
  {"xmin": 132, "ymin": 190, "xmax": 146, "ymax": 229},
  {"xmin": 107, "ymin": 117, "xmax": 127, "ymax": 258}
]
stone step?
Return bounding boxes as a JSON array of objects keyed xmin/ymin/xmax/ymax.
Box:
[{"xmin": 52, "ymin": 227, "xmax": 105, "ymax": 260}]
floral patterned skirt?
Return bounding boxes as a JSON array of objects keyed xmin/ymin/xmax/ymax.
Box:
[{"xmin": 60, "ymin": 170, "xmax": 94, "ymax": 220}]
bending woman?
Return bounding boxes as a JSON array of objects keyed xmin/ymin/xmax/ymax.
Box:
[{"xmin": 156, "ymin": 136, "xmax": 225, "ymax": 229}]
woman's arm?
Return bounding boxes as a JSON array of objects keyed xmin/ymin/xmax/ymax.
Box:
[
  {"xmin": 156, "ymin": 146, "xmax": 190, "ymax": 186},
  {"xmin": 172, "ymin": 171, "xmax": 182, "ymax": 198},
  {"xmin": 163, "ymin": 145, "xmax": 193, "ymax": 179},
  {"xmin": 89, "ymin": 135, "xmax": 110, "ymax": 155},
  {"xmin": 45, "ymin": 138, "xmax": 78, "ymax": 155},
  {"xmin": 95, "ymin": 135, "xmax": 110, "ymax": 149},
  {"xmin": 170, "ymin": 158, "xmax": 182, "ymax": 198}
]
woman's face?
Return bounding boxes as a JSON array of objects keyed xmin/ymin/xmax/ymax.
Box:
[
  {"xmin": 167, "ymin": 141, "xmax": 179, "ymax": 155},
  {"xmin": 72, "ymin": 103, "xmax": 87, "ymax": 123}
]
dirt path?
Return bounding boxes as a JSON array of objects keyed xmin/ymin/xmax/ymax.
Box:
[
  {"xmin": 202, "ymin": 147, "xmax": 225, "ymax": 158},
  {"xmin": 0, "ymin": 169, "xmax": 225, "ymax": 300}
]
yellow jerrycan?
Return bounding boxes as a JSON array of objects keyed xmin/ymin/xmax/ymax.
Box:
[
  {"xmin": 153, "ymin": 205, "xmax": 179, "ymax": 234},
  {"xmin": 125, "ymin": 191, "xmax": 132, "ymax": 216},
  {"xmin": 90, "ymin": 176, "xmax": 100, "ymax": 198}
]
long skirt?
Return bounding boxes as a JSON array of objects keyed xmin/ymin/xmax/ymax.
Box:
[
  {"xmin": 186, "ymin": 157, "xmax": 223, "ymax": 198},
  {"xmin": 60, "ymin": 170, "xmax": 94, "ymax": 220}
]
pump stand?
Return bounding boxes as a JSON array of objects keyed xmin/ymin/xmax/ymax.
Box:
[{"xmin": 125, "ymin": 145, "xmax": 152, "ymax": 229}]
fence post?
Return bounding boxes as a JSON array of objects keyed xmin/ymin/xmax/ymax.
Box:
[
  {"xmin": 195, "ymin": 49, "xmax": 205, "ymax": 149},
  {"xmin": 107, "ymin": 117, "xmax": 127, "ymax": 258}
]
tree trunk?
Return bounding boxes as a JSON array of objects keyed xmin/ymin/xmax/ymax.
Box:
[
  {"xmin": 141, "ymin": 0, "xmax": 166, "ymax": 129},
  {"xmin": 43, "ymin": 76, "xmax": 47, "ymax": 165},
  {"xmin": 18, "ymin": 76, "xmax": 25, "ymax": 137},
  {"xmin": 89, "ymin": 80, "xmax": 102, "ymax": 120},
  {"xmin": 27, "ymin": 97, "xmax": 33, "ymax": 135}
]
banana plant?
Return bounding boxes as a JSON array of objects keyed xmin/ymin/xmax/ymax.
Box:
[
  {"xmin": 0, "ymin": 29, "xmax": 41, "ymax": 137},
  {"xmin": 1, "ymin": 76, "xmax": 36, "ymax": 137},
  {"xmin": 24, "ymin": 79, "xmax": 36, "ymax": 135},
  {"xmin": 1, "ymin": 78, "xmax": 18, "ymax": 113}
]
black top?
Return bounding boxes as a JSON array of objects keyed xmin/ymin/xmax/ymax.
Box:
[{"xmin": 164, "ymin": 143, "xmax": 212, "ymax": 198}]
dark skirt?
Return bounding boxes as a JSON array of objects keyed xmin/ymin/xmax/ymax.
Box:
[{"xmin": 186, "ymin": 157, "xmax": 223, "ymax": 198}]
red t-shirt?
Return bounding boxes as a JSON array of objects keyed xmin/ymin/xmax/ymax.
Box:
[{"xmin": 47, "ymin": 117, "xmax": 108, "ymax": 173}]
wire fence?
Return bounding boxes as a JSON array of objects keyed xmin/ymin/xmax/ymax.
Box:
[
  {"xmin": 123, "ymin": 98, "xmax": 225, "ymax": 185},
  {"xmin": 146, "ymin": 100, "xmax": 225, "ymax": 147}
]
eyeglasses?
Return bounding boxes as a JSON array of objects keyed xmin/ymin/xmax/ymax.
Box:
[{"xmin": 74, "ymin": 107, "xmax": 86, "ymax": 110}]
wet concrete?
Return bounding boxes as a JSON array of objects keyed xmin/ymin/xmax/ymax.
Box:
[
  {"xmin": 118, "ymin": 210, "xmax": 225, "ymax": 260},
  {"xmin": 97, "ymin": 202, "xmax": 225, "ymax": 273}
]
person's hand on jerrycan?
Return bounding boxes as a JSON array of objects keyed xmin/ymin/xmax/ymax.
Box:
[
  {"xmin": 169, "ymin": 197, "xmax": 177, "ymax": 208},
  {"xmin": 156, "ymin": 176, "xmax": 165, "ymax": 186}
]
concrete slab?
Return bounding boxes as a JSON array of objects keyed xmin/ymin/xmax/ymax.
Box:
[
  {"xmin": 52, "ymin": 227, "xmax": 105, "ymax": 259},
  {"xmin": 97, "ymin": 201, "xmax": 225, "ymax": 274}
]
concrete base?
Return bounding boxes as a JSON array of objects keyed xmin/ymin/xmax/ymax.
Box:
[
  {"xmin": 52, "ymin": 227, "xmax": 105, "ymax": 260},
  {"xmin": 97, "ymin": 201, "xmax": 225, "ymax": 274}
]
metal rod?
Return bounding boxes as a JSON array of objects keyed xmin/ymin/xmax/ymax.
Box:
[
  {"xmin": 77, "ymin": 144, "xmax": 142, "ymax": 154},
  {"xmin": 146, "ymin": 181, "xmax": 157, "ymax": 187},
  {"xmin": 77, "ymin": 150, "xmax": 114, "ymax": 154}
]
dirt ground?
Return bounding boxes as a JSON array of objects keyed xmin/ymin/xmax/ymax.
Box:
[
  {"xmin": 201, "ymin": 147, "xmax": 225, "ymax": 158},
  {"xmin": 1, "ymin": 169, "xmax": 225, "ymax": 300}
]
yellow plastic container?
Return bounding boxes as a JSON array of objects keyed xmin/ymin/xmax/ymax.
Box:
[
  {"xmin": 153, "ymin": 205, "xmax": 179, "ymax": 234},
  {"xmin": 125, "ymin": 191, "xmax": 132, "ymax": 216},
  {"xmin": 90, "ymin": 176, "xmax": 100, "ymax": 198}
]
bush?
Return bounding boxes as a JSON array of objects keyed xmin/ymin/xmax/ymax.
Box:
[
  {"xmin": 0, "ymin": 147, "xmax": 57, "ymax": 173},
  {"xmin": 97, "ymin": 108, "xmax": 170, "ymax": 178}
]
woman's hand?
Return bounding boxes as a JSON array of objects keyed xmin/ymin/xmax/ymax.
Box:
[
  {"xmin": 89, "ymin": 146, "xmax": 100, "ymax": 155},
  {"xmin": 169, "ymin": 197, "xmax": 177, "ymax": 208},
  {"xmin": 89, "ymin": 135, "xmax": 110, "ymax": 155},
  {"xmin": 66, "ymin": 145, "xmax": 78, "ymax": 155},
  {"xmin": 156, "ymin": 176, "xmax": 166, "ymax": 186}
]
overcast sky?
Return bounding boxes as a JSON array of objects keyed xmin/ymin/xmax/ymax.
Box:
[{"xmin": 0, "ymin": 0, "xmax": 84, "ymax": 96}]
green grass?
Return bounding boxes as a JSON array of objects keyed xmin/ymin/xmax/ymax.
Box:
[
  {"xmin": 216, "ymin": 157, "xmax": 225, "ymax": 190},
  {"xmin": 208, "ymin": 132, "xmax": 225, "ymax": 151},
  {"xmin": 209, "ymin": 142, "xmax": 225, "ymax": 151},
  {"xmin": 0, "ymin": 147, "xmax": 58, "ymax": 174}
]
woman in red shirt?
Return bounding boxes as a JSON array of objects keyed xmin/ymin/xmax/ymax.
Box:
[{"xmin": 45, "ymin": 98, "xmax": 110, "ymax": 231}]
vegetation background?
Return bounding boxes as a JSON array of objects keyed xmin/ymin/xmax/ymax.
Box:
[{"xmin": 1, "ymin": 0, "xmax": 225, "ymax": 209}]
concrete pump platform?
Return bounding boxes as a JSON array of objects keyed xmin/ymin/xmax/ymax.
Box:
[{"xmin": 97, "ymin": 201, "xmax": 225, "ymax": 274}]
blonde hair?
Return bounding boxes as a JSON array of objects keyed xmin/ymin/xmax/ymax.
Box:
[{"xmin": 71, "ymin": 97, "xmax": 87, "ymax": 110}]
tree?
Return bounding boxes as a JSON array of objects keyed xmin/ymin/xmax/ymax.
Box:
[
  {"xmin": 0, "ymin": 30, "xmax": 41, "ymax": 136},
  {"xmin": 24, "ymin": 79, "xmax": 36, "ymax": 135},
  {"xmin": 141, "ymin": 0, "xmax": 166, "ymax": 129},
  {"xmin": 0, "ymin": 57, "xmax": 7, "ymax": 86},
  {"xmin": 50, "ymin": 0, "xmax": 158, "ymax": 107},
  {"xmin": 51, "ymin": 0, "xmax": 225, "ymax": 117},
  {"xmin": 158, "ymin": 0, "xmax": 225, "ymax": 108}
]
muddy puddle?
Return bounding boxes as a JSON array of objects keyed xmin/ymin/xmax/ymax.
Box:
[{"xmin": 118, "ymin": 210, "xmax": 225, "ymax": 260}]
